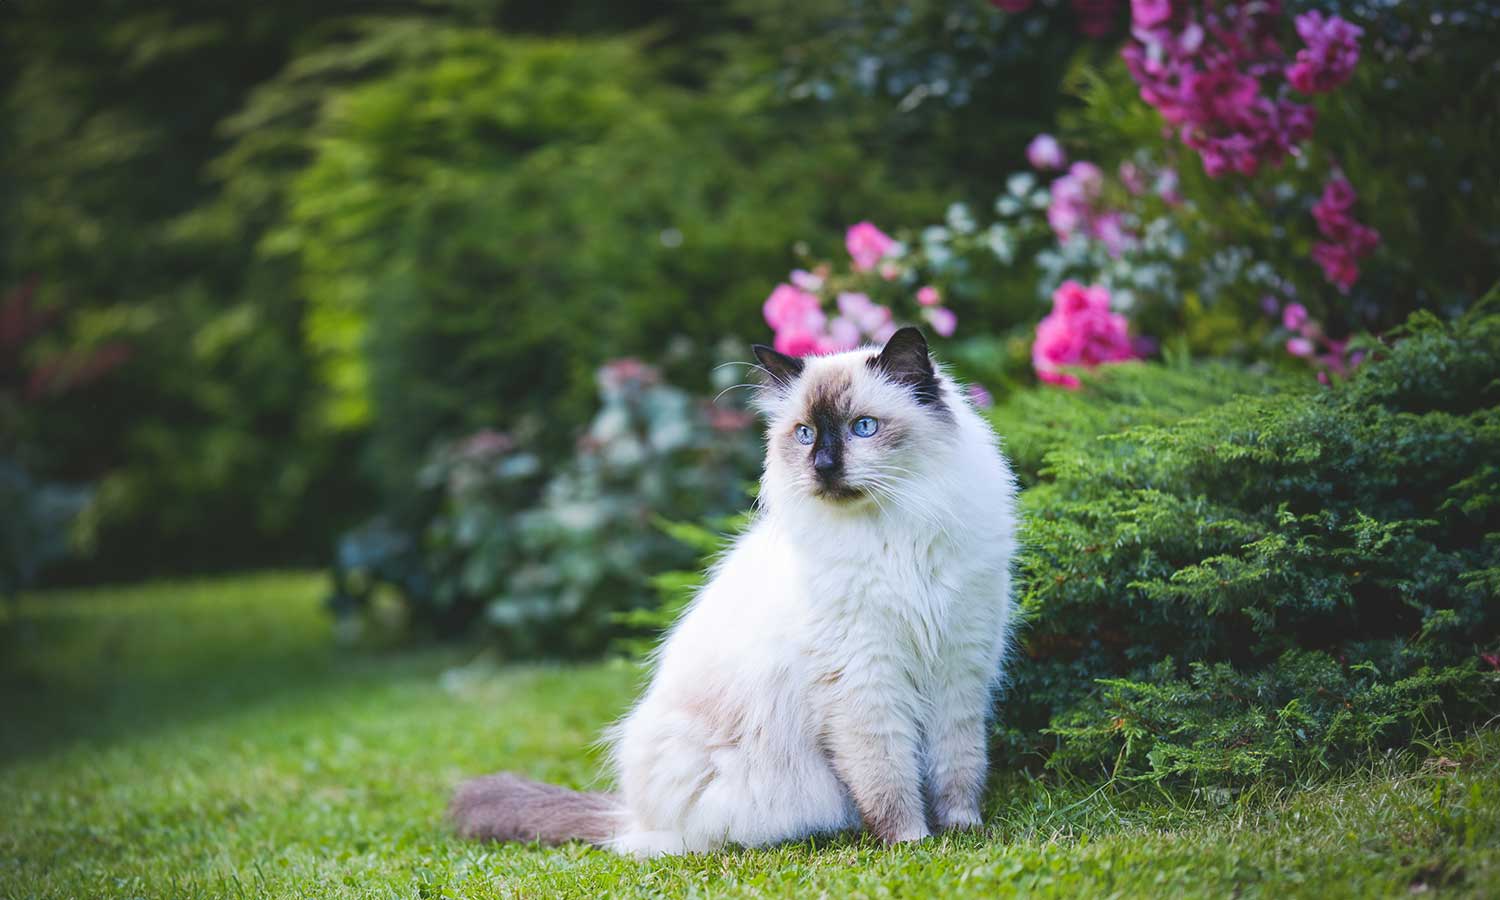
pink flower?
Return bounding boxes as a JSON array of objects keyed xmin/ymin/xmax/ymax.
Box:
[
  {"xmin": 763, "ymin": 283, "xmax": 824, "ymax": 333},
  {"xmin": 1131, "ymin": 0, "xmax": 1173, "ymax": 29},
  {"xmin": 774, "ymin": 329, "xmax": 823, "ymax": 357},
  {"xmin": 845, "ymin": 222, "xmax": 896, "ymax": 272},
  {"xmin": 1287, "ymin": 12, "xmax": 1362, "ymax": 94},
  {"xmin": 1286, "ymin": 337, "xmax": 1315, "ymax": 358},
  {"xmin": 967, "ymin": 384, "xmax": 994, "ymax": 409},
  {"xmin": 916, "ymin": 285, "xmax": 942, "ymax": 307},
  {"xmin": 1033, "ymin": 282, "xmax": 1139, "ymax": 389},
  {"xmin": 837, "ymin": 292, "xmax": 893, "ymax": 336},
  {"xmin": 824, "ymin": 317, "xmax": 862, "ymax": 352},
  {"xmin": 1047, "ymin": 161, "xmax": 1112, "ymax": 244},
  {"xmin": 1311, "ymin": 242, "xmax": 1360, "ymax": 293},
  {"xmin": 789, "ymin": 268, "xmax": 824, "ymax": 292},
  {"xmin": 878, "ymin": 261, "xmax": 902, "ymax": 281},
  {"xmin": 923, "ymin": 306, "xmax": 957, "ymax": 338},
  {"xmin": 1052, "ymin": 280, "xmax": 1111, "ymax": 316},
  {"xmin": 1309, "ymin": 176, "xmax": 1379, "ymax": 292},
  {"xmin": 1282, "ymin": 302, "xmax": 1309, "ymax": 332},
  {"xmin": 1321, "ymin": 177, "xmax": 1357, "ymax": 211},
  {"xmin": 1026, "ymin": 134, "xmax": 1067, "ymax": 171},
  {"xmin": 1090, "ymin": 212, "xmax": 1132, "ymax": 257}
]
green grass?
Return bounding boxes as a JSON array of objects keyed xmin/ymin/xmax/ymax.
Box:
[{"xmin": 2, "ymin": 573, "xmax": 1498, "ymax": 898}]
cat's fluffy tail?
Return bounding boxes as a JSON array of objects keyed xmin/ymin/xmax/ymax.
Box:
[{"xmin": 449, "ymin": 772, "xmax": 621, "ymax": 846}]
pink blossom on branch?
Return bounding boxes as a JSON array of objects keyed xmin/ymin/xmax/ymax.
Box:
[
  {"xmin": 1121, "ymin": 1, "xmax": 1329, "ymax": 178},
  {"xmin": 1309, "ymin": 176, "xmax": 1379, "ymax": 292},
  {"xmin": 1282, "ymin": 302, "xmax": 1309, "ymax": 332},
  {"xmin": 825, "ymin": 316, "xmax": 862, "ymax": 351},
  {"xmin": 1130, "ymin": 0, "xmax": 1173, "ymax": 29},
  {"xmin": 845, "ymin": 222, "xmax": 896, "ymax": 272},
  {"xmin": 1026, "ymin": 133, "xmax": 1067, "ymax": 171},
  {"xmin": 1047, "ymin": 161, "xmax": 1135, "ymax": 256},
  {"xmin": 1032, "ymin": 281, "xmax": 1140, "ymax": 389},
  {"xmin": 1287, "ymin": 11, "xmax": 1363, "ymax": 94},
  {"xmin": 923, "ymin": 306, "xmax": 958, "ymax": 338}
]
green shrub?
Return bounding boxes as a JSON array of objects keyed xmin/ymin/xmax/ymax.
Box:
[
  {"xmin": 332, "ymin": 357, "xmax": 761, "ymax": 655},
  {"xmin": 1004, "ymin": 298, "xmax": 1500, "ymax": 782}
]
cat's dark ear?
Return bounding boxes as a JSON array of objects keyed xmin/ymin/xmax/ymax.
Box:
[
  {"xmin": 752, "ymin": 344, "xmax": 804, "ymax": 390},
  {"xmin": 870, "ymin": 327, "xmax": 943, "ymax": 407}
]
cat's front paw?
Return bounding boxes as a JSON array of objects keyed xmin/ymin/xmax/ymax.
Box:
[
  {"xmin": 935, "ymin": 803, "xmax": 984, "ymax": 832},
  {"xmin": 878, "ymin": 825, "xmax": 932, "ymax": 847}
]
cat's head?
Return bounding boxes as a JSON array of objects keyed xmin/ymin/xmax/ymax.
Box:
[{"xmin": 751, "ymin": 327, "xmax": 953, "ymax": 507}]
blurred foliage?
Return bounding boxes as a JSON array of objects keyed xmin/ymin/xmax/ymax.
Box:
[
  {"xmin": 0, "ymin": 0, "xmax": 950, "ymax": 581},
  {"xmin": 1, "ymin": 277, "xmax": 126, "ymax": 600},
  {"xmin": 2, "ymin": 1, "xmax": 391, "ymax": 578},
  {"xmin": 238, "ymin": 20, "xmax": 931, "ymax": 492},
  {"xmin": 330, "ymin": 357, "xmax": 761, "ymax": 654}
]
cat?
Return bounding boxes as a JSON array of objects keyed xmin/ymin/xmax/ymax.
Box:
[{"xmin": 450, "ymin": 327, "xmax": 1019, "ymax": 857}]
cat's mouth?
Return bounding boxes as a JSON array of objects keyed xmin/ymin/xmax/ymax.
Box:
[{"xmin": 813, "ymin": 484, "xmax": 866, "ymax": 503}]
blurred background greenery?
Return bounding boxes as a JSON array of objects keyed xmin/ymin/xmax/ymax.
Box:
[{"xmin": 2, "ymin": 0, "xmax": 1080, "ymax": 587}]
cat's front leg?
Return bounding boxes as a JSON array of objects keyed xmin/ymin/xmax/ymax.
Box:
[
  {"xmin": 822, "ymin": 689, "xmax": 929, "ymax": 845},
  {"xmin": 924, "ymin": 670, "xmax": 993, "ymax": 832}
]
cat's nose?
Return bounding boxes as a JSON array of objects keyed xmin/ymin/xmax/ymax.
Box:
[{"xmin": 813, "ymin": 448, "xmax": 839, "ymax": 475}]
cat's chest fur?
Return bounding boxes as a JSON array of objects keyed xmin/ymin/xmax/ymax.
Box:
[{"xmin": 790, "ymin": 517, "xmax": 994, "ymax": 686}]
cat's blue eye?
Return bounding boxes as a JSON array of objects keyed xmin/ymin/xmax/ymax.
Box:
[
  {"xmin": 851, "ymin": 416, "xmax": 879, "ymax": 438},
  {"xmin": 794, "ymin": 424, "xmax": 815, "ymax": 445}
]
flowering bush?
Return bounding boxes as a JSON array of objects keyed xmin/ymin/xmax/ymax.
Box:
[
  {"xmin": 859, "ymin": 1, "xmax": 1499, "ymax": 390},
  {"xmin": 330, "ymin": 356, "xmax": 761, "ymax": 652},
  {"xmin": 761, "ymin": 221, "xmax": 963, "ymax": 356}
]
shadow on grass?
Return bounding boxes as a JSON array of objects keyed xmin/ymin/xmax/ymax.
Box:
[{"xmin": 0, "ymin": 572, "xmax": 467, "ymax": 765}]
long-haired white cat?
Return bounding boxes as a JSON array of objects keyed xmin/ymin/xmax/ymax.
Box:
[{"xmin": 451, "ymin": 327, "xmax": 1018, "ymax": 856}]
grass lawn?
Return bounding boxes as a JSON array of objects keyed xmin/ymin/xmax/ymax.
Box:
[{"xmin": 2, "ymin": 573, "xmax": 1498, "ymax": 898}]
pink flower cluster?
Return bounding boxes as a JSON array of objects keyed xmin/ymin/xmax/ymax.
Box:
[
  {"xmin": 1026, "ymin": 133, "xmax": 1067, "ymax": 171},
  {"xmin": 1032, "ymin": 281, "xmax": 1139, "ymax": 389},
  {"xmin": 1309, "ymin": 177, "xmax": 1379, "ymax": 292},
  {"xmin": 1286, "ymin": 11, "xmax": 1362, "ymax": 94},
  {"xmin": 762, "ymin": 223, "xmax": 959, "ymax": 356},
  {"xmin": 1046, "ymin": 161, "xmax": 1132, "ymax": 256},
  {"xmin": 1275, "ymin": 300, "xmax": 1365, "ymax": 382},
  {"xmin": 1121, "ymin": 1, "xmax": 1360, "ymax": 178},
  {"xmin": 845, "ymin": 221, "xmax": 897, "ymax": 273}
]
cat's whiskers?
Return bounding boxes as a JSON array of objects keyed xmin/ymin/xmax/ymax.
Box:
[{"xmin": 712, "ymin": 382, "xmax": 764, "ymax": 405}]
